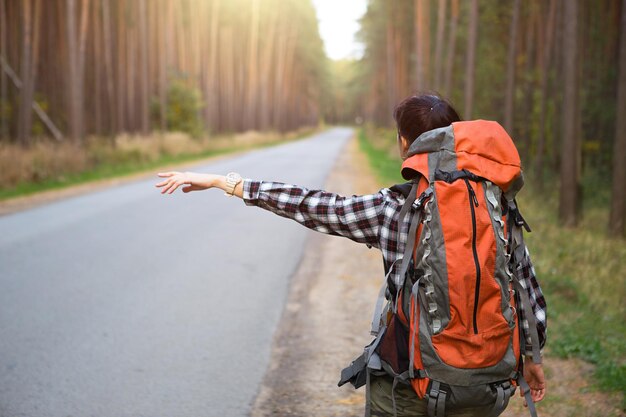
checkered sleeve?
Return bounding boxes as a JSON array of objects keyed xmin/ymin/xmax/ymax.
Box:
[
  {"xmin": 516, "ymin": 246, "xmax": 547, "ymax": 354},
  {"xmin": 242, "ymin": 179, "xmax": 385, "ymax": 247}
]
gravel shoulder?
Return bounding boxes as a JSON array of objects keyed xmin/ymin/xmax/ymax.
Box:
[
  {"xmin": 250, "ymin": 135, "xmax": 625, "ymax": 417},
  {"xmin": 250, "ymin": 136, "xmax": 382, "ymax": 417}
]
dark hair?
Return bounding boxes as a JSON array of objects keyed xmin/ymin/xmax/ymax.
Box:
[{"xmin": 393, "ymin": 94, "xmax": 461, "ymax": 143}]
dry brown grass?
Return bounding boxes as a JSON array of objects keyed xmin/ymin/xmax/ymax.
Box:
[
  {"xmin": 0, "ymin": 127, "xmax": 317, "ymax": 192},
  {"xmin": 0, "ymin": 141, "xmax": 91, "ymax": 187}
]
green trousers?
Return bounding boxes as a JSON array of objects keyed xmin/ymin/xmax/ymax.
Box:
[{"xmin": 367, "ymin": 372, "xmax": 500, "ymax": 417}]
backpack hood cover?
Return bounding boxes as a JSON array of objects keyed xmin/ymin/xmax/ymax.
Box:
[{"xmin": 401, "ymin": 120, "xmax": 524, "ymax": 195}]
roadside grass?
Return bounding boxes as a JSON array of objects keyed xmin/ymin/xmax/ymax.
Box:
[
  {"xmin": 357, "ymin": 126, "xmax": 404, "ymax": 185},
  {"xmin": 358, "ymin": 126, "xmax": 626, "ymax": 407},
  {"xmin": 0, "ymin": 128, "xmax": 316, "ymax": 201}
]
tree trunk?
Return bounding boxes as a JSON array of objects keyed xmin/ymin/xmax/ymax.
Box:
[
  {"xmin": 18, "ymin": 0, "xmax": 34, "ymax": 145},
  {"xmin": 93, "ymin": 0, "xmax": 102, "ymax": 134},
  {"xmin": 125, "ymin": 5, "xmax": 136, "ymax": 131},
  {"xmin": 443, "ymin": 0, "xmax": 459, "ymax": 98},
  {"xmin": 386, "ymin": 19, "xmax": 397, "ymax": 120},
  {"xmin": 464, "ymin": 0, "xmax": 478, "ymax": 119},
  {"xmin": 551, "ymin": 0, "xmax": 564, "ymax": 173},
  {"xmin": 0, "ymin": 0, "xmax": 7, "ymax": 139},
  {"xmin": 16, "ymin": 0, "xmax": 41, "ymax": 146},
  {"xmin": 101, "ymin": 0, "xmax": 115, "ymax": 135},
  {"xmin": 189, "ymin": 0, "xmax": 203, "ymax": 132},
  {"xmin": 77, "ymin": 0, "xmax": 89, "ymax": 97},
  {"xmin": 17, "ymin": 0, "xmax": 32, "ymax": 145},
  {"xmin": 504, "ymin": 0, "xmax": 520, "ymax": 134},
  {"xmin": 273, "ymin": 16, "xmax": 287, "ymax": 130},
  {"xmin": 433, "ymin": 0, "xmax": 447, "ymax": 91},
  {"xmin": 139, "ymin": 0, "xmax": 149, "ymax": 134},
  {"xmin": 559, "ymin": 0, "xmax": 580, "ymax": 227},
  {"xmin": 28, "ymin": 0, "xmax": 42, "ymax": 132},
  {"xmin": 220, "ymin": 26, "xmax": 235, "ymax": 131},
  {"xmin": 243, "ymin": 0, "xmax": 260, "ymax": 130},
  {"xmin": 281, "ymin": 22, "xmax": 298, "ymax": 131},
  {"xmin": 158, "ymin": 0, "xmax": 170, "ymax": 132},
  {"xmin": 114, "ymin": 0, "xmax": 125, "ymax": 132},
  {"xmin": 520, "ymin": 4, "xmax": 536, "ymax": 164},
  {"xmin": 259, "ymin": 4, "xmax": 277, "ymax": 130},
  {"xmin": 609, "ymin": 0, "xmax": 626, "ymax": 237},
  {"xmin": 414, "ymin": 0, "xmax": 430, "ymax": 90},
  {"xmin": 534, "ymin": 0, "xmax": 557, "ymax": 187},
  {"xmin": 395, "ymin": 14, "xmax": 407, "ymax": 104},
  {"xmin": 66, "ymin": 0, "xmax": 89, "ymax": 143},
  {"xmin": 205, "ymin": 0, "xmax": 220, "ymax": 131}
]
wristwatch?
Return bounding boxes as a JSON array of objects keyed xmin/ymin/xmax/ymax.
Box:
[{"xmin": 224, "ymin": 172, "xmax": 242, "ymax": 197}]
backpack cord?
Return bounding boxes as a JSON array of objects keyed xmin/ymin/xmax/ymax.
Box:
[
  {"xmin": 485, "ymin": 382, "xmax": 514, "ymax": 417},
  {"xmin": 364, "ymin": 369, "xmax": 372, "ymax": 417},
  {"xmin": 507, "ymin": 203, "xmax": 541, "ymax": 417},
  {"xmin": 371, "ymin": 259, "xmax": 401, "ymax": 336},
  {"xmin": 506, "ymin": 199, "xmax": 542, "ymax": 364},
  {"xmin": 513, "ymin": 277, "xmax": 543, "ymax": 364},
  {"xmin": 391, "ymin": 377, "xmax": 400, "ymax": 417},
  {"xmin": 517, "ymin": 375, "xmax": 540, "ymax": 417}
]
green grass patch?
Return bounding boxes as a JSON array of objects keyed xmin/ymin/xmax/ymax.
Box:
[
  {"xmin": 359, "ymin": 127, "xmax": 626, "ymax": 405},
  {"xmin": 522, "ymin": 188, "xmax": 626, "ymax": 401},
  {"xmin": 357, "ymin": 126, "xmax": 404, "ymax": 185}
]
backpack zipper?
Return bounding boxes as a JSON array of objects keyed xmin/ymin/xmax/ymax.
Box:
[{"xmin": 464, "ymin": 179, "xmax": 481, "ymax": 334}]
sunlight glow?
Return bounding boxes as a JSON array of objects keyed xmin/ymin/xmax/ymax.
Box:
[{"xmin": 311, "ymin": 0, "xmax": 367, "ymax": 61}]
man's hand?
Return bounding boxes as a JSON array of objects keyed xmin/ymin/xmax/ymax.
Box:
[{"xmin": 521, "ymin": 358, "xmax": 546, "ymax": 405}]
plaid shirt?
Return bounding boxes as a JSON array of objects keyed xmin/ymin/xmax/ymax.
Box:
[{"xmin": 243, "ymin": 180, "xmax": 547, "ymax": 352}]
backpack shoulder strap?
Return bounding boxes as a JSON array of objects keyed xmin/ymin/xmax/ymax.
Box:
[
  {"xmin": 506, "ymin": 199, "xmax": 542, "ymax": 365},
  {"xmin": 392, "ymin": 176, "xmax": 428, "ymax": 228},
  {"xmin": 390, "ymin": 181, "xmax": 414, "ymax": 198}
]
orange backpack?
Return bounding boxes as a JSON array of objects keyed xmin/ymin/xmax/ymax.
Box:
[{"xmin": 339, "ymin": 121, "xmax": 542, "ymax": 417}]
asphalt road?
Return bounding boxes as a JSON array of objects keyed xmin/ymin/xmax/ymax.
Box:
[{"xmin": 0, "ymin": 127, "xmax": 353, "ymax": 417}]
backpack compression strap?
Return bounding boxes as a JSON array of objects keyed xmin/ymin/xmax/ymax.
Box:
[
  {"xmin": 340, "ymin": 182, "xmax": 431, "ymax": 394},
  {"xmin": 396, "ymin": 186, "xmax": 433, "ymax": 288},
  {"xmin": 370, "ymin": 181, "xmax": 419, "ymax": 335},
  {"xmin": 517, "ymin": 375, "xmax": 540, "ymax": 417},
  {"xmin": 425, "ymin": 381, "xmax": 516, "ymax": 417}
]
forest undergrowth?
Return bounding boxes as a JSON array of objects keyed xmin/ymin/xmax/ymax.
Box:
[{"xmin": 358, "ymin": 126, "xmax": 626, "ymax": 409}]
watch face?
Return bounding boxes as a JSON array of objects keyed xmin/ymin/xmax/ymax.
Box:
[{"xmin": 227, "ymin": 172, "xmax": 241, "ymax": 183}]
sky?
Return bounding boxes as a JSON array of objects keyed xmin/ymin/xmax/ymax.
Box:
[{"xmin": 311, "ymin": 0, "xmax": 368, "ymax": 61}]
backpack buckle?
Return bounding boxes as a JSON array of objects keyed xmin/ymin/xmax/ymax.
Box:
[
  {"xmin": 413, "ymin": 187, "xmax": 433, "ymax": 210},
  {"xmin": 508, "ymin": 204, "xmax": 532, "ymax": 232}
]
